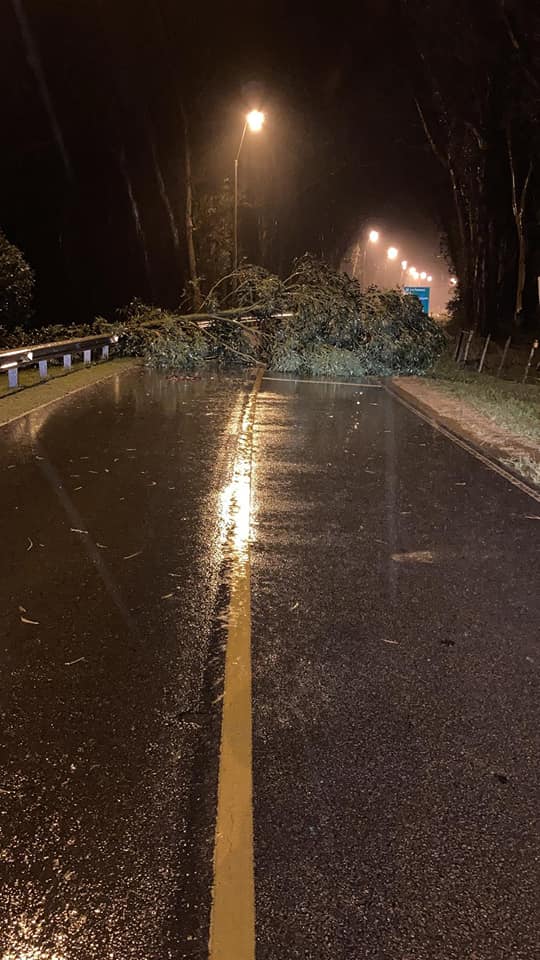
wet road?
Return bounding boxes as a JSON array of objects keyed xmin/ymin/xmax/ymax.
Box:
[{"xmin": 1, "ymin": 367, "xmax": 539, "ymax": 959}]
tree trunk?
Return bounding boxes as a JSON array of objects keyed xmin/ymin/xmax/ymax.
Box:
[
  {"xmin": 181, "ymin": 103, "xmax": 201, "ymax": 310},
  {"xmin": 507, "ymin": 129, "xmax": 532, "ymax": 328}
]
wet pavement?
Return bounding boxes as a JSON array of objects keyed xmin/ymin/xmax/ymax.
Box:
[
  {"xmin": 0, "ymin": 368, "xmax": 252, "ymax": 959},
  {"xmin": 1, "ymin": 367, "xmax": 539, "ymax": 959},
  {"xmin": 252, "ymin": 377, "xmax": 540, "ymax": 960}
]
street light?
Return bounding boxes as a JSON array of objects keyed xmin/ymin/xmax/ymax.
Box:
[
  {"xmin": 399, "ymin": 259, "xmax": 408, "ymax": 286},
  {"xmin": 246, "ymin": 109, "xmax": 264, "ymax": 132},
  {"xmin": 387, "ymin": 246, "xmax": 399, "ymax": 260},
  {"xmin": 234, "ymin": 109, "xmax": 265, "ymax": 272},
  {"xmin": 353, "ymin": 228, "xmax": 379, "ymax": 285},
  {"xmin": 363, "ymin": 228, "xmax": 380, "ymax": 285},
  {"xmin": 427, "ymin": 275, "xmax": 433, "ymax": 283}
]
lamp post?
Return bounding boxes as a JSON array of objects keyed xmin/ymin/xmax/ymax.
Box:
[
  {"xmin": 385, "ymin": 246, "xmax": 398, "ymax": 287},
  {"xmin": 356, "ymin": 228, "xmax": 379, "ymax": 287},
  {"xmin": 399, "ymin": 259, "xmax": 408, "ymax": 287},
  {"xmin": 234, "ymin": 109, "xmax": 265, "ymax": 273}
]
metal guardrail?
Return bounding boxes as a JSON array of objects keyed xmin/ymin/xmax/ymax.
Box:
[
  {"xmin": 1, "ymin": 314, "xmax": 291, "ymax": 390},
  {"xmin": 0, "ymin": 333, "xmax": 120, "ymax": 389}
]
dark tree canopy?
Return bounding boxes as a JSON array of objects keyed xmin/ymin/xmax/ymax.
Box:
[
  {"xmin": 0, "ymin": 229, "xmax": 35, "ymax": 333},
  {"xmin": 399, "ymin": 0, "xmax": 540, "ymax": 333},
  {"xmin": 1, "ymin": 0, "xmax": 539, "ymax": 333}
]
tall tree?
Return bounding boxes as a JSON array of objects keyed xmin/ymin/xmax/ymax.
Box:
[{"xmin": 399, "ymin": 0, "xmax": 540, "ymax": 333}]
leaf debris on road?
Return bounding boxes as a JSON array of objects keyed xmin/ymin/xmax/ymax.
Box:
[{"xmin": 392, "ymin": 550, "xmax": 434, "ymax": 563}]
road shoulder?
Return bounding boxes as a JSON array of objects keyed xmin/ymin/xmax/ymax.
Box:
[
  {"xmin": 389, "ymin": 375, "xmax": 540, "ymax": 489},
  {"xmin": 0, "ymin": 357, "xmax": 139, "ymax": 428}
]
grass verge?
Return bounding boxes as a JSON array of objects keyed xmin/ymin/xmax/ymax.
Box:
[
  {"xmin": 0, "ymin": 357, "xmax": 138, "ymax": 426},
  {"xmin": 427, "ymin": 356, "xmax": 540, "ymax": 446}
]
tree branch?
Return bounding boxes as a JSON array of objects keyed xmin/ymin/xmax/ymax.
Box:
[{"xmin": 414, "ymin": 98, "xmax": 447, "ymax": 168}]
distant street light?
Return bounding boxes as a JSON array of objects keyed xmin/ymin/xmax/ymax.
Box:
[
  {"xmin": 387, "ymin": 246, "xmax": 399, "ymax": 260},
  {"xmin": 427, "ymin": 275, "xmax": 433, "ymax": 283},
  {"xmin": 234, "ymin": 110, "xmax": 265, "ymax": 272},
  {"xmin": 399, "ymin": 259, "xmax": 408, "ymax": 287},
  {"xmin": 363, "ymin": 228, "xmax": 381, "ymax": 286},
  {"xmin": 420, "ymin": 271, "xmax": 427, "ymax": 280},
  {"xmin": 353, "ymin": 227, "xmax": 380, "ymax": 286}
]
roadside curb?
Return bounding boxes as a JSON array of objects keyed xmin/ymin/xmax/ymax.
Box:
[{"xmin": 386, "ymin": 377, "xmax": 540, "ymax": 499}]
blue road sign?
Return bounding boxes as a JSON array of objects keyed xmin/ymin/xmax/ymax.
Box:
[{"xmin": 404, "ymin": 285, "xmax": 431, "ymax": 314}]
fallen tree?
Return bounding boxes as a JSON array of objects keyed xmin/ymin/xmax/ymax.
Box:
[
  {"xmin": 0, "ymin": 256, "xmax": 446, "ymax": 376},
  {"xmin": 104, "ymin": 256, "xmax": 447, "ymax": 376}
]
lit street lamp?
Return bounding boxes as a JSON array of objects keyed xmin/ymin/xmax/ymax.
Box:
[
  {"xmin": 363, "ymin": 228, "xmax": 380, "ymax": 286},
  {"xmin": 353, "ymin": 227, "xmax": 379, "ymax": 286},
  {"xmin": 400, "ymin": 259, "xmax": 408, "ymax": 285},
  {"xmin": 234, "ymin": 110, "xmax": 265, "ymax": 273},
  {"xmin": 387, "ymin": 246, "xmax": 399, "ymax": 260}
]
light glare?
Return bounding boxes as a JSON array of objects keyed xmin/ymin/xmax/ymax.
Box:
[
  {"xmin": 246, "ymin": 109, "xmax": 264, "ymax": 132},
  {"xmin": 368, "ymin": 229, "xmax": 379, "ymax": 243},
  {"xmin": 387, "ymin": 246, "xmax": 398, "ymax": 260}
]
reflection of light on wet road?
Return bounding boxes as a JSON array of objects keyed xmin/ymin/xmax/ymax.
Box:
[
  {"xmin": 210, "ymin": 369, "xmax": 263, "ymax": 960},
  {"xmin": 218, "ymin": 398, "xmax": 256, "ymax": 563},
  {"xmin": 2, "ymin": 917, "xmax": 66, "ymax": 960},
  {"xmin": 3, "ymin": 951, "xmax": 64, "ymax": 960}
]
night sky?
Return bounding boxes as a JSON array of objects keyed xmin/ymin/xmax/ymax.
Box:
[{"xmin": 1, "ymin": 1, "xmax": 443, "ymax": 324}]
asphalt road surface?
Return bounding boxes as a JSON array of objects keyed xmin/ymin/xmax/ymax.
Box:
[{"xmin": 0, "ymin": 366, "xmax": 538, "ymax": 959}]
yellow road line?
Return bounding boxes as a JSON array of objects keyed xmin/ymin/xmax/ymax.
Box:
[{"xmin": 209, "ymin": 367, "xmax": 264, "ymax": 960}]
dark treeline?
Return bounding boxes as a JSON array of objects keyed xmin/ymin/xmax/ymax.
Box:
[
  {"xmin": 1, "ymin": 1, "xmax": 538, "ymax": 333},
  {"xmin": 400, "ymin": 0, "xmax": 540, "ymax": 334}
]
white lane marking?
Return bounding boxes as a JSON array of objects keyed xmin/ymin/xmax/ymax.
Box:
[
  {"xmin": 388, "ymin": 385, "xmax": 540, "ymax": 505},
  {"xmin": 263, "ymin": 376, "xmax": 382, "ymax": 389}
]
